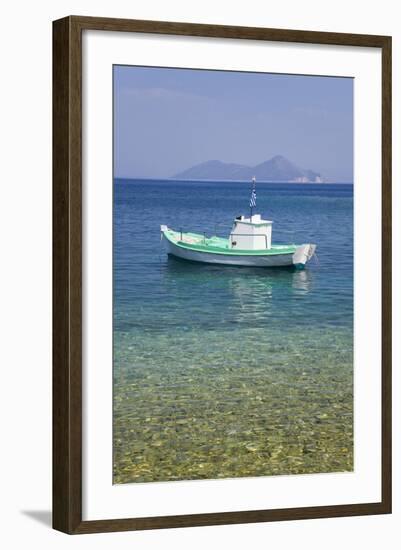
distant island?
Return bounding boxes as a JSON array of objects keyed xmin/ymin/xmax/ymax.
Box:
[{"xmin": 173, "ymin": 155, "xmax": 324, "ymax": 183}]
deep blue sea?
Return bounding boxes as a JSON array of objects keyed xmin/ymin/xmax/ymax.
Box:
[{"xmin": 113, "ymin": 179, "xmax": 353, "ymax": 483}]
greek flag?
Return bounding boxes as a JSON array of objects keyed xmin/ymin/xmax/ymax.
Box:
[{"xmin": 250, "ymin": 186, "xmax": 256, "ymax": 208}]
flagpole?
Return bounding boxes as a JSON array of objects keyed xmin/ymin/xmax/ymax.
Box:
[
  {"xmin": 250, "ymin": 178, "xmax": 252, "ymax": 220},
  {"xmin": 250, "ymin": 176, "xmax": 256, "ymax": 220}
]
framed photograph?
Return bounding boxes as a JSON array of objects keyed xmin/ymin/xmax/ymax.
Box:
[{"xmin": 53, "ymin": 16, "xmax": 392, "ymax": 534}]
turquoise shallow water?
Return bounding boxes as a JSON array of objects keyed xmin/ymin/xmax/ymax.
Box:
[{"xmin": 113, "ymin": 180, "xmax": 353, "ymax": 483}]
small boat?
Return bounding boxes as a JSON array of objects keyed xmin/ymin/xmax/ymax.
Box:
[{"xmin": 161, "ymin": 178, "xmax": 316, "ymax": 269}]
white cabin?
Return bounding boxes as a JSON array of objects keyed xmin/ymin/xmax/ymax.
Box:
[{"xmin": 229, "ymin": 214, "xmax": 273, "ymax": 250}]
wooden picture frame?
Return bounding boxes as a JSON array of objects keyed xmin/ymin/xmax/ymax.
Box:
[{"xmin": 53, "ymin": 15, "xmax": 392, "ymax": 534}]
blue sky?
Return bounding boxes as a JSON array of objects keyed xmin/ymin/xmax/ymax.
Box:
[{"xmin": 114, "ymin": 65, "xmax": 353, "ymax": 182}]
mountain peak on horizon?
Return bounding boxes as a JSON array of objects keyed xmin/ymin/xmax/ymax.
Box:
[
  {"xmin": 174, "ymin": 155, "xmax": 323, "ymax": 183},
  {"xmin": 270, "ymin": 154, "xmax": 286, "ymax": 161}
]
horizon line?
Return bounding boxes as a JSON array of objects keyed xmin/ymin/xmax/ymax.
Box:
[{"xmin": 114, "ymin": 176, "xmax": 354, "ymax": 184}]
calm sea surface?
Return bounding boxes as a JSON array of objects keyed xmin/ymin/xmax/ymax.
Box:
[{"xmin": 113, "ymin": 179, "xmax": 353, "ymax": 483}]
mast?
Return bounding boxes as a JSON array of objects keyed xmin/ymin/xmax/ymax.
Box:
[{"xmin": 249, "ymin": 176, "xmax": 256, "ymax": 220}]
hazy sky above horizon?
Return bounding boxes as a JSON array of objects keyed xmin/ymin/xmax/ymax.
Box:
[{"xmin": 114, "ymin": 65, "xmax": 353, "ymax": 182}]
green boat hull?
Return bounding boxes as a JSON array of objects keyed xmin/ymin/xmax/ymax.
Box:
[{"xmin": 161, "ymin": 228, "xmax": 315, "ymax": 268}]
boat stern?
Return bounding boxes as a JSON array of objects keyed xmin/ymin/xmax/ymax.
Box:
[{"xmin": 292, "ymin": 244, "xmax": 316, "ymax": 269}]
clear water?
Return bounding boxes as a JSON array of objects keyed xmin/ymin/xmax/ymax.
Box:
[{"xmin": 113, "ymin": 179, "xmax": 353, "ymax": 483}]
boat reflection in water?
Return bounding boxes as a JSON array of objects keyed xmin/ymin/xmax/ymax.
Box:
[{"xmin": 163, "ymin": 255, "xmax": 314, "ymax": 327}]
